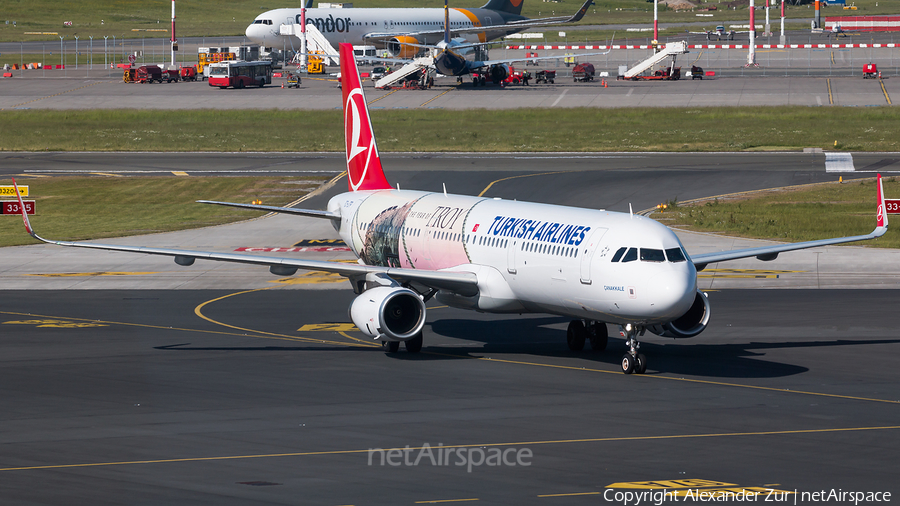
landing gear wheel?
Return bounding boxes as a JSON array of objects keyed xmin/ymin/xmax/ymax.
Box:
[
  {"xmin": 634, "ymin": 353, "xmax": 647, "ymax": 374},
  {"xmin": 382, "ymin": 340, "xmax": 400, "ymax": 353},
  {"xmin": 404, "ymin": 332, "xmax": 423, "ymax": 353},
  {"xmin": 588, "ymin": 322, "xmax": 608, "ymax": 351},
  {"xmin": 566, "ymin": 320, "xmax": 586, "ymax": 351},
  {"xmin": 621, "ymin": 354, "xmax": 635, "ymax": 374}
]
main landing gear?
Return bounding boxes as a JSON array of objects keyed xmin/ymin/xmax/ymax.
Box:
[
  {"xmin": 619, "ymin": 323, "xmax": 647, "ymax": 375},
  {"xmin": 566, "ymin": 320, "xmax": 608, "ymax": 352},
  {"xmin": 381, "ymin": 331, "xmax": 423, "ymax": 354}
]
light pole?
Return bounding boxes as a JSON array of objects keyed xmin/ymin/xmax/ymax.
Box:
[
  {"xmin": 89, "ymin": 36, "xmax": 93, "ymax": 69},
  {"xmin": 59, "ymin": 36, "xmax": 64, "ymax": 68},
  {"xmin": 112, "ymin": 35, "xmax": 116, "ymax": 65},
  {"xmin": 104, "ymin": 36, "xmax": 108, "ymax": 67},
  {"xmin": 75, "ymin": 36, "xmax": 79, "ymax": 68}
]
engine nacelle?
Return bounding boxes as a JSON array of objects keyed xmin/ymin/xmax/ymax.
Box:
[
  {"xmin": 387, "ymin": 36, "xmax": 421, "ymax": 58},
  {"xmin": 349, "ymin": 286, "xmax": 426, "ymax": 341},
  {"xmin": 490, "ymin": 64, "xmax": 510, "ymax": 83},
  {"xmin": 648, "ymin": 290, "xmax": 711, "ymax": 339}
]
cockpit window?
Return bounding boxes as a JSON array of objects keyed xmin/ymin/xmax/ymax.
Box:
[
  {"xmin": 665, "ymin": 247, "xmax": 687, "ymax": 263},
  {"xmin": 621, "ymin": 248, "xmax": 638, "ymax": 263},
  {"xmin": 640, "ymin": 248, "xmax": 666, "ymax": 262},
  {"xmin": 611, "ymin": 247, "xmax": 627, "ymax": 262}
]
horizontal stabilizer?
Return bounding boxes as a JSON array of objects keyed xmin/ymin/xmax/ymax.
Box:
[{"xmin": 197, "ymin": 200, "xmax": 341, "ymax": 220}]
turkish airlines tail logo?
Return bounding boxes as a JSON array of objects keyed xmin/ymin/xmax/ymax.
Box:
[
  {"xmin": 876, "ymin": 173, "xmax": 887, "ymax": 229},
  {"xmin": 340, "ymin": 43, "xmax": 391, "ymax": 192}
]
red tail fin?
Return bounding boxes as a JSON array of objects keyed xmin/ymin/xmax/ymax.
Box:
[{"xmin": 340, "ymin": 43, "xmax": 391, "ymax": 192}]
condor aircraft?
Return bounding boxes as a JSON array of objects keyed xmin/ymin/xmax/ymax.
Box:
[
  {"xmin": 246, "ymin": 0, "xmax": 594, "ymax": 57},
  {"xmin": 13, "ymin": 43, "xmax": 888, "ymax": 375}
]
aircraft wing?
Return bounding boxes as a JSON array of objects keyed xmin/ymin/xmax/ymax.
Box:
[
  {"xmin": 363, "ymin": 0, "xmax": 595, "ymax": 43},
  {"xmin": 11, "ymin": 179, "xmax": 479, "ymax": 297},
  {"xmin": 689, "ymin": 175, "xmax": 889, "ymax": 270}
]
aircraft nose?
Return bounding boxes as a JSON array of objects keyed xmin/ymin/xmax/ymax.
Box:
[{"xmin": 649, "ymin": 267, "xmax": 696, "ymax": 319}]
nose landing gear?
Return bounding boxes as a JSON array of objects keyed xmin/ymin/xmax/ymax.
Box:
[{"xmin": 620, "ymin": 324, "xmax": 647, "ymax": 374}]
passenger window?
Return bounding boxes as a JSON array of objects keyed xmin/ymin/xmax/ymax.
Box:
[
  {"xmin": 611, "ymin": 247, "xmax": 627, "ymax": 262},
  {"xmin": 640, "ymin": 249, "xmax": 666, "ymax": 262},
  {"xmin": 622, "ymin": 248, "xmax": 638, "ymax": 263},
  {"xmin": 665, "ymin": 247, "xmax": 687, "ymax": 262}
]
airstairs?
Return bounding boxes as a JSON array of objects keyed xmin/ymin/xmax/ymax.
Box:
[
  {"xmin": 623, "ymin": 41, "xmax": 689, "ymax": 79},
  {"xmin": 279, "ymin": 23, "xmax": 340, "ymax": 66},
  {"xmin": 374, "ymin": 58, "xmax": 434, "ymax": 88}
]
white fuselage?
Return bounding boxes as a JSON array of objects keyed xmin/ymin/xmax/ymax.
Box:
[
  {"xmin": 326, "ymin": 189, "xmax": 698, "ymax": 325},
  {"xmin": 246, "ymin": 8, "xmax": 519, "ymax": 49}
]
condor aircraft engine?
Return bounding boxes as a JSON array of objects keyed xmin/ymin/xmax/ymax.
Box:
[{"xmin": 13, "ymin": 44, "xmax": 889, "ymax": 374}]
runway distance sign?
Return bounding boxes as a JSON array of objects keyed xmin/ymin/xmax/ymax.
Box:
[
  {"xmin": 2, "ymin": 200, "xmax": 35, "ymax": 215},
  {"xmin": 0, "ymin": 185, "xmax": 28, "ymax": 197},
  {"xmin": 885, "ymin": 199, "xmax": 900, "ymax": 214}
]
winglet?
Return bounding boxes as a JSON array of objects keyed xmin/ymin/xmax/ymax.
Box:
[
  {"xmin": 12, "ymin": 178, "xmax": 36, "ymax": 239},
  {"xmin": 340, "ymin": 43, "xmax": 391, "ymax": 192},
  {"xmin": 875, "ymin": 173, "xmax": 889, "ymax": 235}
]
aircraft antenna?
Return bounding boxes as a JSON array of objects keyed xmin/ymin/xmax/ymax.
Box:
[
  {"xmin": 396, "ymin": 183, "xmax": 400, "ymax": 190},
  {"xmin": 443, "ymin": 183, "xmax": 448, "ymax": 197},
  {"xmin": 629, "ymin": 203, "xmax": 633, "ymax": 218}
]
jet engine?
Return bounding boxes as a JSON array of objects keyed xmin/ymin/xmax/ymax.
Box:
[
  {"xmin": 349, "ymin": 286, "xmax": 426, "ymax": 341},
  {"xmin": 489, "ymin": 64, "xmax": 510, "ymax": 84},
  {"xmin": 648, "ymin": 291, "xmax": 710, "ymax": 338},
  {"xmin": 387, "ymin": 36, "xmax": 421, "ymax": 58}
]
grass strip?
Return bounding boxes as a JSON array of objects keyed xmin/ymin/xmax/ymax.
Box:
[
  {"xmin": 651, "ymin": 177, "xmax": 900, "ymax": 249},
  {"xmin": 2, "ymin": 107, "xmax": 899, "ymax": 152},
  {"xmin": 0, "ymin": 0, "xmax": 891, "ymax": 43},
  {"xmin": 0, "ymin": 176, "xmax": 326, "ymax": 248}
]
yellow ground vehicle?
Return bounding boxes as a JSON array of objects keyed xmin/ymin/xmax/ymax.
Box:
[
  {"xmin": 307, "ymin": 52, "xmax": 325, "ymax": 74},
  {"xmin": 197, "ymin": 52, "xmax": 236, "ymax": 75}
]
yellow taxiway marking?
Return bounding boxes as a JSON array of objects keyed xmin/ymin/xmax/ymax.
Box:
[
  {"xmin": 827, "ymin": 78, "xmax": 834, "ymax": 105},
  {"xmin": 0, "ymin": 310, "xmax": 325, "ymax": 345},
  {"xmin": 0, "ymin": 81, "xmax": 105, "ymax": 111},
  {"xmin": 270, "ymin": 270, "xmax": 346, "ymax": 284},
  {"xmin": 697, "ymin": 268, "xmax": 803, "ymax": 279},
  {"xmin": 881, "ymin": 78, "xmax": 892, "ymax": 105},
  {"xmin": 25, "ymin": 271, "xmax": 158, "ymax": 277},
  {"xmin": 298, "ymin": 323, "xmax": 358, "ymax": 332},
  {"xmin": 607, "ymin": 479, "xmax": 734, "ymax": 489},
  {"xmin": 89, "ymin": 172, "xmax": 124, "ymax": 177},
  {"xmin": 429, "ymin": 353, "xmax": 900, "ymax": 405},
  {"xmin": 367, "ymin": 89, "xmax": 398, "ymax": 105},
  {"xmin": 420, "ymin": 87, "xmax": 453, "ymax": 108},
  {"xmin": 479, "ymin": 171, "xmax": 572, "ymax": 197},
  {"xmin": 3, "ymin": 319, "xmax": 108, "ymax": 328},
  {"xmin": 538, "ymin": 492, "xmax": 600, "ymax": 497},
  {"xmin": 2, "ymin": 425, "xmax": 896, "ymax": 473},
  {"xmin": 171, "ymin": 171, "xmax": 189, "ymax": 176},
  {"xmin": 194, "ymin": 289, "xmax": 376, "ymax": 348},
  {"xmin": 415, "ymin": 499, "xmax": 479, "ymax": 504}
]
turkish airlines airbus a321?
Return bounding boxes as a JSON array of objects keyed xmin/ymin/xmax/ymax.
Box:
[{"xmin": 13, "ymin": 43, "xmax": 888, "ymax": 374}]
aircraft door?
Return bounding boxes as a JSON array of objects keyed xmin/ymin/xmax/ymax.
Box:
[
  {"xmin": 579, "ymin": 227, "xmax": 608, "ymax": 285},
  {"xmin": 507, "ymin": 239, "xmax": 517, "ymax": 274}
]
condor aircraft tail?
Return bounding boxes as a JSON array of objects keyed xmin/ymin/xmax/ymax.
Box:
[
  {"xmin": 340, "ymin": 43, "xmax": 391, "ymax": 193},
  {"xmin": 480, "ymin": 0, "xmax": 525, "ymax": 16}
]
